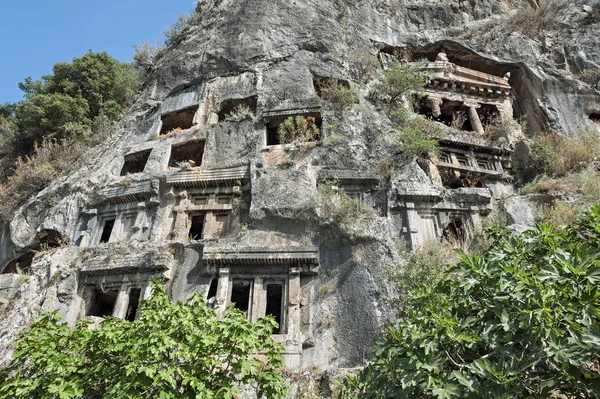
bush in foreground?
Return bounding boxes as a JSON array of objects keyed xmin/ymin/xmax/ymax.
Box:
[
  {"xmin": 0, "ymin": 282, "xmax": 288, "ymax": 399},
  {"xmin": 341, "ymin": 205, "xmax": 600, "ymax": 398}
]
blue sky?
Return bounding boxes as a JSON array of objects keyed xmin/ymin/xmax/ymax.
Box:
[{"xmin": 0, "ymin": 1, "xmax": 196, "ymax": 104}]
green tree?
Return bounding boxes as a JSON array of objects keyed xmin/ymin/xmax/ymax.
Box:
[
  {"xmin": 342, "ymin": 206, "xmax": 600, "ymax": 398},
  {"xmin": 0, "ymin": 282, "xmax": 289, "ymax": 399},
  {"xmin": 14, "ymin": 51, "xmax": 139, "ymax": 143},
  {"xmin": 372, "ymin": 61, "xmax": 426, "ymax": 106}
]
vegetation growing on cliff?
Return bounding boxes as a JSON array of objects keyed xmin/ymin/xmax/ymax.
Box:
[
  {"xmin": 0, "ymin": 52, "xmax": 140, "ymax": 220},
  {"xmin": 341, "ymin": 205, "xmax": 600, "ymax": 398},
  {"xmin": 371, "ymin": 61, "xmax": 426, "ymax": 106},
  {"xmin": 0, "ymin": 281, "xmax": 288, "ymax": 399}
]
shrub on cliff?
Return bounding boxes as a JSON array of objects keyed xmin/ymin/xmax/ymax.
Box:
[
  {"xmin": 0, "ymin": 281, "xmax": 288, "ymax": 399},
  {"xmin": 341, "ymin": 205, "xmax": 600, "ymax": 398},
  {"xmin": 371, "ymin": 61, "xmax": 426, "ymax": 106},
  {"xmin": 529, "ymin": 131, "xmax": 599, "ymax": 177}
]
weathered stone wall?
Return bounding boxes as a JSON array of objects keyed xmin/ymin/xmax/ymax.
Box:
[{"xmin": 1, "ymin": 0, "xmax": 599, "ymax": 378}]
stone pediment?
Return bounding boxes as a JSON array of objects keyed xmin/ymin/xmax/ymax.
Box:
[
  {"xmin": 165, "ymin": 165, "xmax": 249, "ymax": 188},
  {"xmin": 96, "ymin": 180, "xmax": 159, "ymax": 206},
  {"xmin": 80, "ymin": 249, "xmax": 173, "ymax": 276}
]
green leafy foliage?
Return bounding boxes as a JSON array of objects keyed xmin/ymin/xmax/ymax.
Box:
[
  {"xmin": 13, "ymin": 51, "xmax": 139, "ymax": 144},
  {"xmin": 0, "ymin": 281, "xmax": 288, "ymax": 399},
  {"xmin": 371, "ymin": 61, "xmax": 426, "ymax": 106},
  {"xmin": 277, "ymin": 116, "xmax": 321, "ymax": 144},
  {"xmin": 391, "ymin": 108, "xmax": 440, "ymax": 156},
  {"xmin": 529, "ymin": 131, "xmax": 599, "ymax": 178},
  {"xmin": 305, "ymin": 183, "xmax": 376, "ymax": 231},
  {"xmin": 341, "ymin": 205, "xmax": 600, "ymax": 398},
  {"xmin": 0, "ymin": 51, "xmax": 139, "ymax": 218}
]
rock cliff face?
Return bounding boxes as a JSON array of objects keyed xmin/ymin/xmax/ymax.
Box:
[{"xmin": 1, "ymin": 0, "xmax": 599, "ymax": 373}]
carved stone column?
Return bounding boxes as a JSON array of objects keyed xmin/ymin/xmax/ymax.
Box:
[
  {"xmin": 251, "ymin": 278, "xmax": 265, "ymax": 323},
  {"xmin": 288, "ymin": 268, "xmax": 301, "ymax": 337},
  {"xmin": 113, "ymin": 283, "xmax": 130, "ymax": 319},
  {"xmin": 426, "ymin": 95, "xmax": 443, "ymax": 118},
  {"xmin": 464, "ymin": 102, "xmax": 484, "ymax": 134},
  {"xmin": 172, "ymin": 192, "xmax": 189, "ymax": 240},
  {"xmin": 215, "ymin": 268, "xmax": 230, "ymax": 317}
]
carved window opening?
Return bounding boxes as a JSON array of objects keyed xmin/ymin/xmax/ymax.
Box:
[
  {"xmin": 590, "ymin": 113, "xmax": 600, "ymax": 123},
  {"xmin": 207, "ymin": 278, "xmax": 218, "ymax": 300},
  {"xmin": 266, "ymin": 282, "xmax": 285, "ymax": 334},
  {"xmin": 126, "ymin": 288, "xmax": 141, "ymax": 322},
  {"xmin": 218, "ymin": 96, "xmax": 257, "ymax": 122},
  {"xmin": 120, "ymin": 150, "xmax": 151, "ymax": 176},
  {"xmin": 265, "ymin": 114, "xmax": 322, "ymax": 146},
  {"xmin": 100, "ymin": 219, "xmax": 115, "ymax": 244},
  {"xmin": 159, "ymin": 105, "xmax": 199, "ymax": 135},
  {"xmin": 189, "ymin": 214, "xmax": 205, "ymax": 240},
  {"xmin": 87, "ymin": 289, "xmax": 118, "ymax": 317},
  {"xmin": 169, "ymin": 140, "xmax": 205, "ymax": 168},
  {"xmin": 230, "ymin": 280, "xmax": 252, "ymax": 316}
]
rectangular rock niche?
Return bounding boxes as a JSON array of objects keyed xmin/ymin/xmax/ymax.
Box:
[
  {"xmin": 266, "ymin": 114, "xmax": 322, "ymax": 146},
  {"xmin": 218, "ymin": 96, "xmax": 257, "ymax": 122},
  {"xmin": 120, "ymin": 149, "xmax": 152, "ymax": 176},
  {"xmin": 159, "ymin": 105, "xmax": 199, "ymax": 135},
  {"xmin": 169, "ymin": 140, "xmax": 205, "ymax": 168}
]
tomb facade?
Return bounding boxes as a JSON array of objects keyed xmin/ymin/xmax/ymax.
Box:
[
  {"xmin": 413, "ymin": 52, "xmax": 513, "ymax": 135},
  {"xmin": 202, "ymin": 246, "xmax": 319, "ymax": 368}
]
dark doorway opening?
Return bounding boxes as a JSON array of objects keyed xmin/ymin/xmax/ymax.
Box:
[
  {"xmin": 126, "ymin": 289, "xmax": 141, "ymax": 321},
  {"xmin": 207, "ymin": 278, "xmax": 218, "ymax": 300},
  {"xmin": 120, "ymin": 150, "xmax": 152, "ymax": 176},
  {"xmin": 160, "ymin": 105, "xmax": 199, "ymax": 135},
  {"xmin": 87, "ymin": 289, "xmax": 119, "ymax": 317},
  {"xmin": 266, "ymin": 283, "xmax": 284, "ymax": 334},
  {"xmin": 100, "ymin": 219, "xmax": 115, "ymax": 244},
  {"xmin": 266, "ymin": 125, "xmax": 280, "ymax": 145},
  {"xmin": 188, "ymin": 214, "xmax": 205, "ymax": 240},
  {"xmin": 478, "ymin": 104, "xmax": 501, "ymax": 129},
  {"xmin": 230, "ymin": 281, "xmax": 251, "ymax": 314}
]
